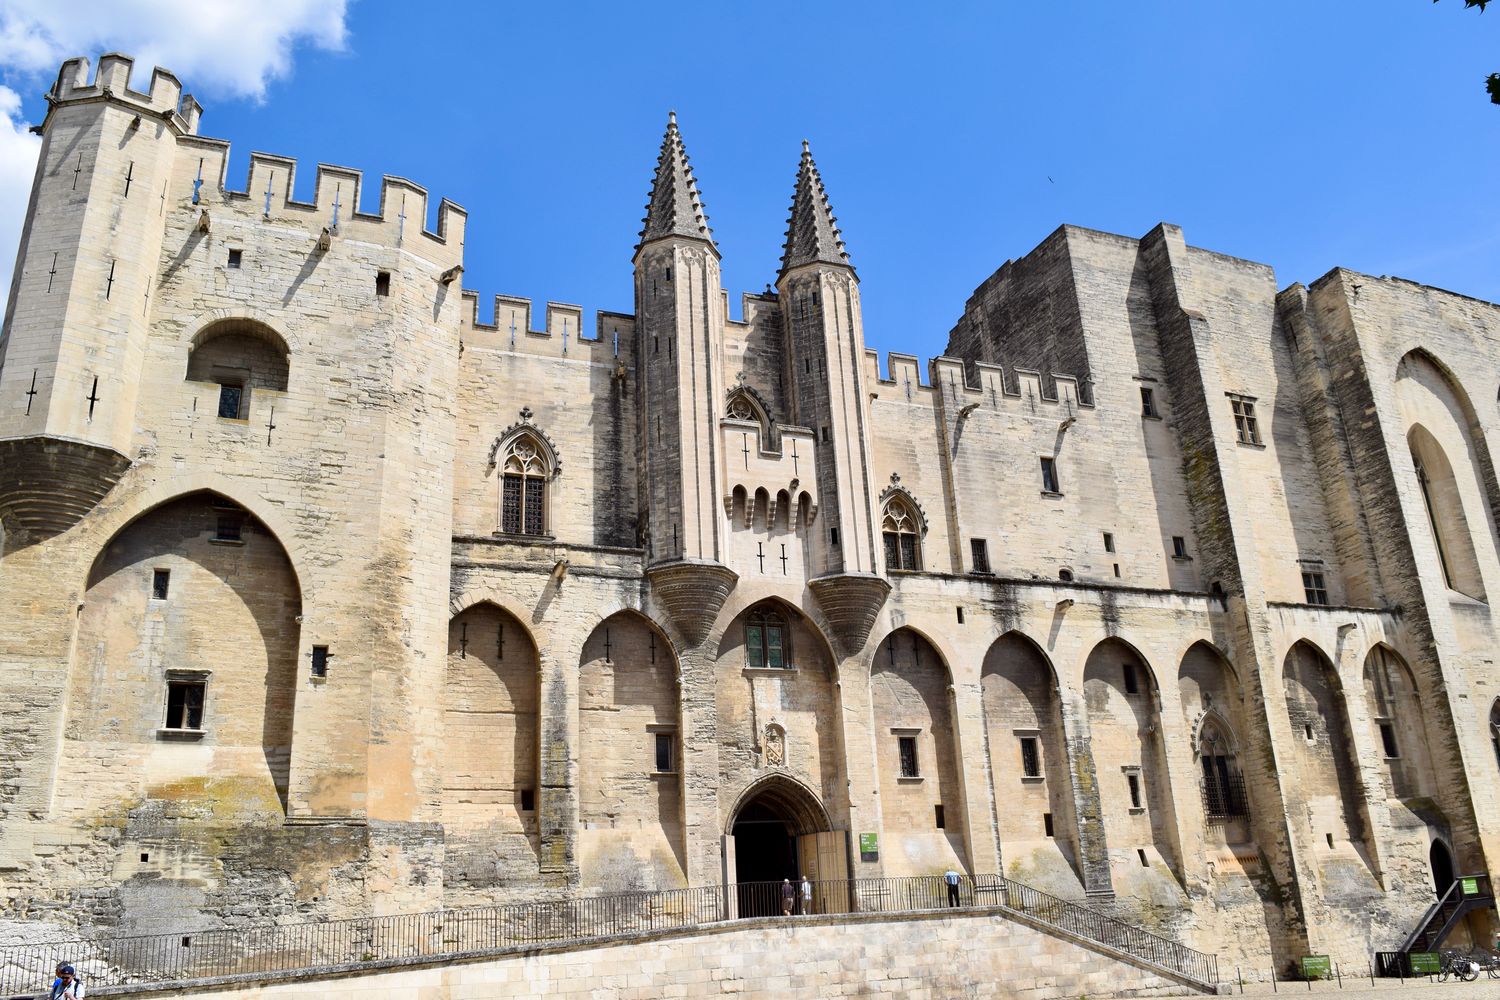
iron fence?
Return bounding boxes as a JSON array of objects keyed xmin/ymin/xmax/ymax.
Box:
[{"xmin": 0, "ymin": 874, "xmax": 1217, "ymax": 995}]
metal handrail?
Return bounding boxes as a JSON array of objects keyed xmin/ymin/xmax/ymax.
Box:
[{"xmin": 0, "ymin": 874, "xmax": 1218, "ymax": 994}]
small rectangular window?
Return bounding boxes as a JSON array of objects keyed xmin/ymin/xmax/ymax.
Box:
[
  {"xmin": 1113, "ymin": 563, "xmax": 1121, "ymax": 578},
  {"xmin": 1229, "ymin": 394, "xmax": 1261, "ymax": 445},
  {"xmin": 655, "ymin": 732, "xmax": 675, "ymax": 773},
  {"xmin": 375, "ymin": 271, "xmax": 391, "ymax": 297},
  {"xmin": 1019, "ymin": 736, "xmax": 1041, "ymax": 778},
  {"xmin": 821, "ymin": 426, "xmax": 830, "ymax": 443},
  {"xmin": 1140, "ymin": 386, "xmax": 1157, "ymax": 418},
  {"xmin": 151, "ymin": 569, "xmax": 170, "ymax": 600},
  {"xmin": 520, "ymin": 788, "xmax": 536, "ymax": 812},
  {"xmin": 1127, "ymin": 773, "xmax": 1143, "ymax": 809},
  {"xmin": 1043, "ymin": 812, "xmax": 1055, "ymax": 838},
  {"xmin": 970, "ymin": 539, "xmax": 991, "ymax": 575},
  {"xmin": 955, "ymin": 606, "xmax": 964, "ymax": 625},
  {"xmin": 1305, "ymin": 722, "xmax": 1315, "ymax": 742},
  {"xmin": 227, "ymin": 248, "xmax": 242, "ymax": 269},
  {"xmin": 311, "ymin": 645, "xmax": 329, "ymax": 678},
  {"xmin": 1123, "ymin": 663, "xmax": 1139, "ymax": 695},
  {"xmin": 934, "ymin": 804, "xmax": 945, "ymax": 829},
  {"xmin": 1326, "ymin": 832, "xmax": 1334, "ymax": 849},
  {"xmin": 215, "ymin": 515, "xmax": 242, "ymax": 543},
  {"xmin": 1138, "ymin": 848, "xmax": 1149, "ymax": 868},
  {"xmin": 1103, "ymin": 532, "xmax": 1115, "ymax": 553},
  {"xmin": 217, "ymin": 382, "xmax": 244, "ymax": 420},
  {"xmin": 1302, "ymin": 571, "xmax": 1329, "ymax": 606},
  {"xmin": 1040, "ymin": 456, "xmax": 1059, "ymax": 494},
  {"xmin": 830, "ymin": 527, "xmax": 840, "ymax": 547},
  {"xmin": 898, "ymin": 736, "xmax": 919, "ymax": 778},
  {"xmin": 1378, "ymin": 721, "xmax": 1399, "ymax": 759},
  {"xmin": 165, "ymin": 680, "xmax": 205, "ymax": 730},
  {"xmin": 1172, "ymin": 536, "xmax": 1188, "ymax": 559}
]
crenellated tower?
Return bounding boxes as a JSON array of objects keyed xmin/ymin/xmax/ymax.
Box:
[
  {"xmin": 0, "ymin": 54, "xmax": 200, "ymax": 541},
  {"xmin": 634, "ymin": 113, "xmax": 737, "ymax": 645},
  {"xmin": 776, "ymin": 142, "xmax": 888, "ymax": 656}
]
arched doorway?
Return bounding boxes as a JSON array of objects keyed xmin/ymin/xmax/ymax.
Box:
[
  {"xmin": 1430, "ymin": 840, "xmax": 1456, "ymax": 896},
  {"xmin": 725, "ymin": 776, "xmax": 844, "ymax": 916}
]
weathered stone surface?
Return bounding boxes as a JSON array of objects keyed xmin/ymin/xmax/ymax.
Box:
[{"xmin": 0, "ymin": 51, "xmax": 1498, "ymax": 986}]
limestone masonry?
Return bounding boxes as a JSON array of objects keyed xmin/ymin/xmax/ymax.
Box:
[{"xmin": 1, "ymin": 52, "xmax": 1498, "ymax": 974}]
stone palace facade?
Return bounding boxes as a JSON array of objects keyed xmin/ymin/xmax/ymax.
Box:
[{"xmin": 0, "ymin": 53, "xmax": 1498, "ymax": 972}]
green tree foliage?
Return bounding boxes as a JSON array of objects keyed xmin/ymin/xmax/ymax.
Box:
[{"xmin": 1435, "ymin": 0, "xmax": 1500, "ymax": 103}]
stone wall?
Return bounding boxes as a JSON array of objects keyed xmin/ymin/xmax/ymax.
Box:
[{"xmin": 109, "ymin": 909, "xmax": 1203, "ymax": 1000}]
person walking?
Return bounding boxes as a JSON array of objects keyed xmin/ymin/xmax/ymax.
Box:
[
  {"xmin": 800, "ymin": 874, "xmax": 814, "ymax": 915},
  {"xmin": 944, "ymin": 868, "xmax": 962, "ymax": 907},
  {"xmin": 51, "ymin": 963, "xmax": 83, "ymax": 999},
  {"xmin": 780, "ymin": 878, "xmax": 795, "ymax": 916}
]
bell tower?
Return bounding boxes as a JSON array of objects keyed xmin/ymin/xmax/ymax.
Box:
[
  {"xmin": 776, "ymin": 142, "xmax": 889, "ymax": 655},
  {"xmin": 633, "ymin": 114, "xmax": 736, "ymax": 645}
]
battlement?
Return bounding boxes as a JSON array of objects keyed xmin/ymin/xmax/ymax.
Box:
[
  {"xmin": 460, "ymin": 291, "xmax": 637, "ymax": 364},
  {"xmin": 174, "ymin": 139, "xmax": 466, "ymax": 261},
  {"xmin": 866, "ymin": 350, "xmax": 1095, "ymax": 412},
  {"xmin": 52, "ymin": 54, "xmax": 201, "ymax": 134}
]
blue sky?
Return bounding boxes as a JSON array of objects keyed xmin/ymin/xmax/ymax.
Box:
[{"xmin": 2, "ymin": 1, "xmax": 1498, "ymax": 361}]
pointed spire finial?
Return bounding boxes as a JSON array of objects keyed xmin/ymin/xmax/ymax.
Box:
[
  {"xmin": 637, "ymin": 112, "xmax": 718, "ymax": 256},
  {"xmin": 779, "ymin": 140, "xmax": 852, "ymax": 279}
]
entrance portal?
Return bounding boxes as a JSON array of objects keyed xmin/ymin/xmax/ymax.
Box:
[
  {"xmin": 725, "ymin": 777, "xmax": 848, "ymax": 917},
  {"xmin": 732, "ymin": 799, "xmax": 798, "ymax": 914},
  {"xmin": 1431, "ymin": 839, "xmax": 1456, "ymax": 896}
]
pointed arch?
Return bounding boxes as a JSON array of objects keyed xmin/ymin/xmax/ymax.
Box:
[
  {"xmin": 871, "ymin": 626, "xmax": 967, "ymax": 873},
  {"xmin": 62, "ymin": 490, "xmax": 302, "ymax": 816},
  {"xmin": 1083, "ymin": 637, "xmax": 1179, "ymax": 873},
  {"xmin": 1363, "ymin": 643, "xmax": 1437, "ymax": 800},
  {"xmin": 1396, "ymin": 348, "xmax": 1500, "ymax": 599},
  {"xmin": 489, "ymin": 414, "xmax": 561, "ymax": 537},
  {"xmin": 577, "ymin": 610, "xmax": 684, "ymax": 890},
  {"xmin": 725, "ymin": 384, "xmax": 775, "ymax": 445},
  {"xmin": 1282, "ymin": 639, "xmax": 1371, "ymax": 858},
  {"xmin": 726, "ymin": 772, "xmax": 831, "ymax": 838},
  {"xmin": 443, "ymin": 601, "xmax": 542, "ymax": 868},
  {"xmin": 982, "ymin": 630, "xmax": 1080, "ymax": 886},
  {"xmin": 879, "ymin": 486, "xmax": 926, "ymax": 571}
]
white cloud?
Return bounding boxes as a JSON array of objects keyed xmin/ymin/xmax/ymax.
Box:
[
  {"xmin": 0, "ymin": 0, "xmax": 348, "ymax": 316},
  {"xmin": 0, "ymin": 0, "xmax": 348, "ymax": 100},
  {"xmin": 0, "ymin": 86, "xmax": 41, "ymax": 310}
]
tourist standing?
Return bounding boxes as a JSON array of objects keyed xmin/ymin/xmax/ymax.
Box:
[
  {"xmin": 944, "ymin": 868, "xmax": 961, "ymax": 907},
  {"xmin": 51, "ymin": 963, "xmax": 84, "ymax": 999},
  {"xmin": 800, "ymin": 875, "xmax": 814, "ymax": 915},
  {"xmin": 780, "ymin": 878, "xmax": 795, "ymax": 916}
]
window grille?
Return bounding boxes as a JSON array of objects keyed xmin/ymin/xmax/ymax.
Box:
[
  {"xmin": 898, "ymin": 736, "xmax": 919, "ymax": 778},
  {"xmin": 1019, "ymin": 736, "xmax": 1041, "ymax": 778}
]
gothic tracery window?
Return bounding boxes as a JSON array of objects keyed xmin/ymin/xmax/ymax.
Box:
[
  {"xmin": 882, "ymin": 496, "xmax": 922, "ymax": 571},
  {"xmin": 500, "ymin": 434, "xmax": 550, "ymax": 536},
  {"xmin": 1198, "ymin": 718, "xmax": 1246, "ymax": 818},
  {"xmin": 745, "ymin": 606, "xmax": 789, "ymax": 669}
]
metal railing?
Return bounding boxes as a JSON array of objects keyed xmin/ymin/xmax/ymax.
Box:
[{"xmin": 0, "ymin": 874, "xmax": 1217, "ymax": 995}]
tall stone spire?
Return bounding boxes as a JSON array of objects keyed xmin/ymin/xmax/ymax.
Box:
[
  {"xmin": 779, "ymin": 140, "xmax": 852, "ymax": 277},
  {"xmin": 636, "ymin": 111, "xmax": 717, "ymax": 255}
]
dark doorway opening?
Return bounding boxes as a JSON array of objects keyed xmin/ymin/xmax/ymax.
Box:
[
  {"xmin": 733, "ymin": 799, "xmax": 798, "ymax": 917},
  {"xmin": 1430, "ymin": 839, "xmax": 1455, "ymax": 896}
]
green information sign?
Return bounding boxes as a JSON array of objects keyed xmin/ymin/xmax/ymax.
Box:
[
  {"xmin": 1301, "ymin": 955, "xmax": 1332, "ymax": 980},
  {"xmin": 858, "ymin": 832, "xmax": 878, "ymax": 856},
  {"xmin": 1462, "ymin": 877, "xmax": 1480, "ymax": 896},
  {"xmin": 1408, "ymin": 952, "xmax": 1441, "ymax": 975}
]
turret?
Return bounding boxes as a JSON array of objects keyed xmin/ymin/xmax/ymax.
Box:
[
  {"xmin": 0, "ymin": 55, "xmax": 193, "ymax": 541},
  {"xmin": 634, "ymin": 113, "xmax": 736, "ymax": 644},
  {"xmin": 776, "ymin": 142, "xmax": 888, "ymax": 655}
]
